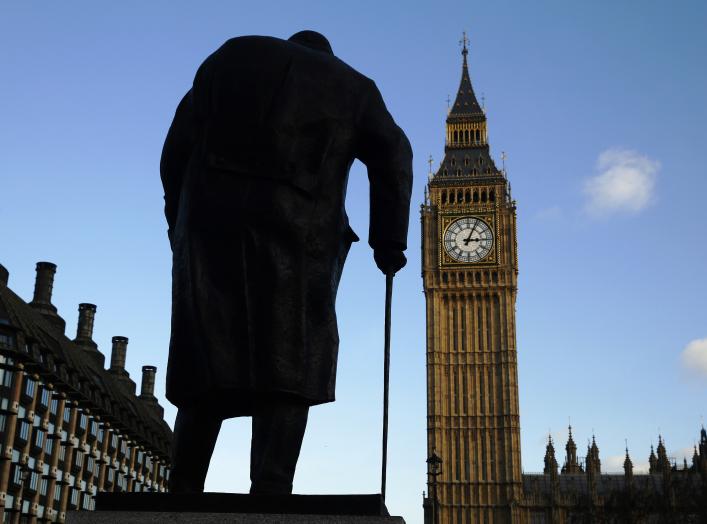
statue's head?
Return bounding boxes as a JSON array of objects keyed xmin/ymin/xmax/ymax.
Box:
[{"xmin": 288, "ymin": 30, "xmax": 333, "ymax": 55}]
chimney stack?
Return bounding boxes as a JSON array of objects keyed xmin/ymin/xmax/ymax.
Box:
[
  {"xmin": 0, "ymin": 264, "xmax": 8, "ymax": 286},
  {"xmin": 31, "ymin": 262, "xmax": 56, "ymax": 306},
  {"xmin": 140, "ymin": 366, "xmax": 157, "ymax": 401},
  {"xmin": 29, "ymin": 261, "xmax": 66, "ymax": 333},
  {"xmin": 74, "ymin": 303, "xmax": 98, "ymax": 350},
  {"xmin": 109, "ymin": 336, "xmax": 129, "ymax": 376}
]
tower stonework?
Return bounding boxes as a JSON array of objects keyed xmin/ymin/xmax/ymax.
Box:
[{"xmin": 422, "ymin": 38, "xmax": 522, "ymax": 523}]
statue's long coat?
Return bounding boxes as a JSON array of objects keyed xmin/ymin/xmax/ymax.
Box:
[{"xmin": 161, "ymin": 36, "xmax": 412, "ymax": 416}]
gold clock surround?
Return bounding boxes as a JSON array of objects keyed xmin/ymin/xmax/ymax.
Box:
[{"xmin": 439, "ymin": 212, "xmax": 498, "ymax": 267}]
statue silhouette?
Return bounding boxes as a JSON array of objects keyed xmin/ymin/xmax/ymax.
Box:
[{"xmin": 160, "ymin": 31, "xmax": 412, "ymax": 494}]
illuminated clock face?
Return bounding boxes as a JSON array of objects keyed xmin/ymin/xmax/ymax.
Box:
[{"xmin": 443, "ymin": 217, "xmax": 494, "ymax": 263}]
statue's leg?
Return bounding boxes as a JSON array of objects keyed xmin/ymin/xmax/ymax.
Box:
[
  {"xmin": 249, "ymin": 398, "xmax": 309, "ymax": 494},
  {"xmin": 169, "ymin": 405, "xmax": 223, "ymax": 493}
]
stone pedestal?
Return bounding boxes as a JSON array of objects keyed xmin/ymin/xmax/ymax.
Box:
[
  {"xmin": 67, "ymin": 512, "xmax": 404, "ymax": 523},
  {"xmin": 65, "ymin": 493, "xmax": 405, "ymax": 523}
]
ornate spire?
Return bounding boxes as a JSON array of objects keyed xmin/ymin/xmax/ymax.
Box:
[
  {"xmin": 624, "ymin": 444, "xmax": 634, "ymax": 491},
  {"xmin": 562, "ymin": 425, "xmax": 582, "ymax": 474},
  {"xmin": 448, "ymin": 32, "xmax": 484, "ymax": 119},
  {"xmin": 544, "ymin": 435, "xmax": 558, "ymax": 475},
  {"xmin": 586, "ymin": 435, "xmax": 601, "ymax": 475},
  {"xmin": 657, "ymin": 435, "xmax": 670, "ymax": 473},
  {"xmin": 431, "ymin": 32, "xmax": 503, "ymax": 181},
  {"xmin": 649, "ymin": 444, "xmax": 658, "ymax": 474},
  {"xmin": 624, "ymin": 446, "xmax": 633, "ymax": 474}
]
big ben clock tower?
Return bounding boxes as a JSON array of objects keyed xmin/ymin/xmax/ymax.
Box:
[{"xmin": 423, "ymin": 35, "xmax": 522, "ymax": 523}]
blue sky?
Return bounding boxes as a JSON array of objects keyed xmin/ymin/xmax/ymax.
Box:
[{"xmin": 2, "ymin": 1, "xmax": 706, "ymax": 522}]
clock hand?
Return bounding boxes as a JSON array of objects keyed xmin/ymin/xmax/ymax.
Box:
[{"xmin": 463, "ymin": 228, "xmax": 477, "ymax": 245}]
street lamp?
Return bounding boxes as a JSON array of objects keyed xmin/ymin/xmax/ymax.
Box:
[{"xmin": 426, "ymin": 450, "xmax": 442, "ymax": 524}]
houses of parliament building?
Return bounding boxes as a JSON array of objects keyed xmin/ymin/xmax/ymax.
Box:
[{"xmin": 421, "ymin": 36, "xmax": 707, "ymax": 523}]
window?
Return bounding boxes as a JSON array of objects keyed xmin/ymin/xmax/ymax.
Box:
[
  {"xmin": 79, "ymin": 414, "xmax": 87, "ymax": 430},
  {"xmin": 12, "ymin": 465, "xmax": 23, "ymax": 486},
  {"xmin": 0, "ymin": 368, "xmax": 13, "ymax": 388},
  {"xmin": 44, "ymin": 437, "xmax": 53, "ymax": 456},
  {"xmin": 74, "ymin": 451, "xmax": 84, "ymax": 469},
  {"xmin": 63, "ymin": 407, "xmax": 71, "ymax": 424},
  {"xmin": 50, "ymin": 398, "xmax": 58, "ymax": 414},
  {"xmin": 25, "ymin": 378, "xmax": 35, "ymax": 398},
  {"xmin": 19, "ymin": 420, "xmax": 31, "ymax": 441},
  {"xmin": 34, "ymin": 429, "xmax": 44, "ymax": 450},
  {"xmin": 40, "ymin": 388, "xmax": 50, "ymax": 407},
  {"xmin": 29, "ymin": 471, "xmax": 39, "ymax": 491}
]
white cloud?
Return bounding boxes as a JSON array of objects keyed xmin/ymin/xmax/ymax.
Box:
[
  {"xmin": 603, "ymin": 454, "xmax": 649, "ymax": 473},
  {"xmin": 584, "ymin": 148, "xmax": 659, "ymax": 217},
  {"xmin": 603, "ymin": 454, "xmax": 626, "ymax": 472},
  {"xmin": 681, "ymin": 337, "xmax": 707, "ymax": 379},
  {"xmin": 671, "ymin": 446, "xmax": 697, "ymax": 467}
]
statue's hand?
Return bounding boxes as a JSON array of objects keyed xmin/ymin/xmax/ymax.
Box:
[{"xmin": 374, "ymin": 248, "xmax": 407, "ymax": 275}]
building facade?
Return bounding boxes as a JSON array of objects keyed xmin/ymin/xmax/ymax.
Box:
[
  {"xmin": 422, "ymin": 38, "xmax": 707, "ymax": 523},
  {"xmin": 422, "ymin": 35, "xmax": 522, "ymax": 523},
  {"xmin": 0, "ymin": 262, "xmax": 172, "ymax": 523},
  {"xmin": 521, "ymin": 427, "xmax": 707, "ymax": 522}
]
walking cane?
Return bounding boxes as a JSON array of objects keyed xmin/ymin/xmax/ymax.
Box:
[{"xmin": 381, "ymin": 272, "xmax": 394, "ymax": 501}]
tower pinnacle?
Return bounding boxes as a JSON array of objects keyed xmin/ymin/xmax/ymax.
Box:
[{"xmin": 460, "ymin": 31, "xmax": 469, "ymax": 64}]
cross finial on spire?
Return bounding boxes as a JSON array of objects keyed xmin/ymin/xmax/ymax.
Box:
[
  {"xmin": 460, "ymin": 31, "xmax": 469, "ymax": 57},
  {"xmin": 459, "ymin": 31, "xmax": 469, "ymax": 69},
  {"xmin": 446, "ymin": 94, "xmax": 451, "ymax": 109},
  {"xmin": 428, "ymin": 155, "xmax": 434, "ymax": 174}
]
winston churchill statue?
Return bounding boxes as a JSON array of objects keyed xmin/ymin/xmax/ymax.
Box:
[{"xmin": 160, "ymin": 30, "xmax": 412, "ymax": 494}]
